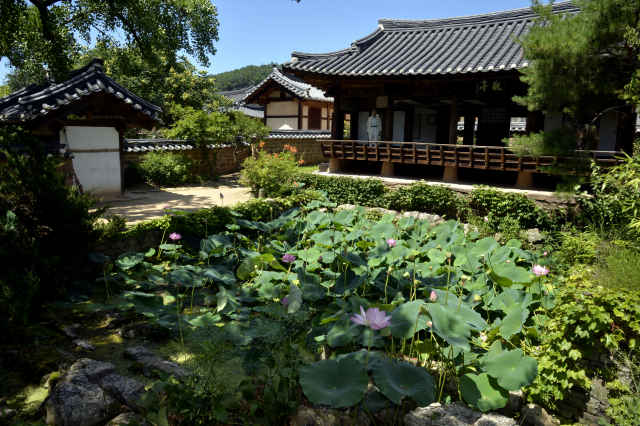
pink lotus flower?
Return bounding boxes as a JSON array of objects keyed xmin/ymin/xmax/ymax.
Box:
[
  {"xmin": 506, "ymin": 260, "xmax": 511, "ymax": 263},
  {"xmin": 430, "ymin": 291, "xmax": 437, "ymax": 302},
  {"xmin": 283, "ymin": 254, "xmax": 296, "ymax": 263},
  {"xmin": 532, "ymin": 264, "xmax": 550, "ymax": 276},
  {"xmin": 169, "ymin": 232, "xmax": 181, "ymax": 241},
  {"xmin": 220, "ymin": 193, "xmax": 224, "ymax": 199},
  {"xmin": 163, "ymin": 204, "xmax": 168, "ymax": 210},
  {"xmin": 484, "ymin": 216, "xmax": 489, "ymax": 222},
  {"xmin": 387, "ymin": 239, "xmax": 397, "ymax": 248},
  {"xmin": 280, "ymin": 297, "xmax": 289, "ymax": 307},
  {"xmin": 350, "ymin": 306, "xmax": 392, "ymax": 330},
  {"xmin": 543, "ymin": 251, "xmax": 548, "ymax": 256}
]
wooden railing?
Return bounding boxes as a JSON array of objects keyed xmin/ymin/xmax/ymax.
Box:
[{"xmin": 321, "ymin": 140, "xmax": 625, "ymax": 173}]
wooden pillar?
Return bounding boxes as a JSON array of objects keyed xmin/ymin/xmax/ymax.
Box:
[
  {"xmin": 350, "ymin": 111, "xmax": 359, "ymax": 140},
  {"xmin": 463, "ymin": 108, "xmax": 476, "ymax": 145},
  {"xmin": 332, "ymin": 96, "xmax": 343, "ymax": 140},
  {"xmin": 404, "ymin": 105, "xmax": 415, "ymax": 142},
  {"xmin": 386, "ymin": 97, "xmax": 394, "ymax": 142},
  {"xmin": 448, "ymin": 95, "xmax": 459, "ymax": 145},
  {"xmin": 298, "ymin": 102, "xmax": 303, "ymax": 130}
]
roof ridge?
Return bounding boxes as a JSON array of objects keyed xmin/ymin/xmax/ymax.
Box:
[{"xmin": 379, "ymin": 1, "xmax": 577, "ymax": 30}]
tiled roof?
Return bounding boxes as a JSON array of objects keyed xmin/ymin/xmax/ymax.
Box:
[
  {"xmin": 244, "ymin": 68, "xmax": 333, "ymax": 103},
  {"xmin": 219, "ymin": 86, "xmax": 264, "ymax": 119},
  {"xmin": 284, "ymin": 2, "xmax": 579, "ymax": 77},
  {"xmin": 269, "ymin": 130, "xmax": 331, "ymax": 139},
  {"xmin": 0, "ymin": 58, "xmax": 162, "ymax": 124}
]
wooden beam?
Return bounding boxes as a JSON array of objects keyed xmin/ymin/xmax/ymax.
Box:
[
  {"xmin": 448, "ymin": 95, "xmax": 459, "ymax": 145},
  {"xmin": 298, "ymin": 102, "xmax": 302, "ymax": 130}
]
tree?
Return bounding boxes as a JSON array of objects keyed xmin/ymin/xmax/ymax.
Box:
[
  {"xmin": 515, "ymin": 0, "xmax": 639, "ymax": 123},
  {"xmin": 0, "ymin": 0, "xmax": 219, "ymax": 82},
  {"xmin": 165, "ymin": 103, "xmax": 235, "ymax": 177},
  {"xmin": 213, "ymin": 63, "xmax": 280, "ymax": 91},
  {"xmin": 79, "ymin": 43, "xmax": 221, "ymax": 128},
  {"xmin": 229, "ymin": 111, "xmax": 271, "ymax": 170}
]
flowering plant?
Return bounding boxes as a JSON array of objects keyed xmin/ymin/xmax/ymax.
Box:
[{"xmin": 240, "ymin": 143, "xmax": 306, "ymax": 196}]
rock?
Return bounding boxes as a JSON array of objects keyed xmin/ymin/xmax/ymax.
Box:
[
  {"xmin": 258, "ymin": 188, "xmax": 267, "ymax": 198},
  {"xmin": 520, "ymin": 404, "xmax": 559, "ymax": 426},
  {"xmin": 114, "ymin": 329, "xmax": 135, "ymax": 339},
  {"xmin": 62, "ymin": 324, "xmax": 81, "ymax": 339},
  {"xmin": 404, "ymin": 402, "xmax": 517, "ymax": 426},
  {"xmin": 43, "ymin": 358, "xmax": 145, "ymax": 426},
  {"xmin": 526, "ymin": 228, "xmax": 545, "ymax": 244},
  {"xmin": 0, "ymin": 406, "xmax": 15, "ymax": 420},
  {"xmin": 106, "ymin": 413, "xmax": 149, "ymax": 426},
  {"xmin": 106, "ymin": 318, "xmax": 127, "ymax": 330},
  {"xmin": 293, "ymin": 405, "xmax": 397, "ymax": 426},
  {"xmin": 496, "ymin": 391, "xmax": 524, "ymax": 417},
  {"xmin": 318, "ymin": 163, "xmax": 329, "ymax": 173},
  {"xmin": 73, "ymin": 339, "xmax": 96, "ymax": 351},
  {"xmin": 463, "ymin": 223, "xmax": 478, "ymax": 235},
  {"xmin": 124, "ymin": 346, "xmax": 186, "ymax": 379}
]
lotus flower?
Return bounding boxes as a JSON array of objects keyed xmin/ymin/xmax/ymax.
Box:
[
  {"xmin": 484, "ymin": 216, "xmax": 489, "ymax": 222},
  {"xmin": 479, "ymin": 332, "xmax": 487, "ymax": 342},
  {"xmin": 283, "ymin": 254, "xmax": 296, "ymax": 263},
  {"xmin": 169, "ymin": 232, "xmax": 181, "ymax": 241},
  {"xmin": 387, "ymin": 239, "xmax": 397, "ymax": 248},
  {"xmin": 543, "ymin": 251, "xmax": 548, "ymax": 256},
  {"xmin": 318, "ymin": 255, "xmax": 322, "ymax": 262},
  {"xmin": 281, "ymin": 297, "xmax": 289, "ymax": 307},
  {"xmin": 429, "ymin": 291, "xmax": 437, "ymax": 302},
  {"xmin": 350, "ymin": 306, "xmax": 392, "ymax": 330},
  {"xmin": 163, "ymin": 204, "xmax": 168, "ymax": 210},
  {"xmin": 220, "ymin": 193, "xmax": 224, "ymax": 198},
  {"xmin": 532, "ymin": 264, "xmax": 550, "ymax": 276}
]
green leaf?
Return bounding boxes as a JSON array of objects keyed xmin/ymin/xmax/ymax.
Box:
[
  {"xmin": 299, "ymin": 358, "xmax": 368, "ymax": 408},
  {"xmin": 115, "ymin": 251, "xmax": 145, "ymax": 270},
  {"xmin": 203, "ymin": 266, "xmax": 237, "ymax": 287},
  {"xmin": 459, "ymin": 373, "xmax": 509, "ymax": 411},
  {"xmin": 326, "ymin": 314, "xmax": 362, "ymax": 348},
  {"xmin": 470, "ymin": 237, "xmax": 499, "ymax": 257},
  {"xmin": 188, "ymin": 312, "xmax": 222, "ymax": 327},
  {"xmin": 489, "ymin": 263, "xmax": 534, "ymax": 287},
  {"xmin": 287, "ymin": 283, "xmax": 302, "ymax": 313},
  {"xmin": 388, "ymin": 300, "xmax": 428, "ymax": 339},
  {"xmin": 369, "ymin": 222, "xmax": 397, "ymax": 241},
  {"xmin": 88, "ymin": 253, "xmax": 110, "ymax": 264},
  {"xmin": 428, "ymin": 303, "xmax": 472, "ymax": 351},
  {"xmin": 372, "ymin": 360, "xmax": 437, "ymax": 407},
  {"xmin": 301, "ymin": 284, "xmax": 326, "ymax": 301},
  {"xmin": 237, "ymin": 256, "xmax": 261, "ymax": 280},
  {"xmin": 499, "ymin": 307, "xmax": 529, "ymax": 340},
  {"xmin": 485, "ymin": 348, "xmax": 538, "ymax": 391}
]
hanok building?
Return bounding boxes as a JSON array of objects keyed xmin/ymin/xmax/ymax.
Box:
[
  {"xmin": 217, "ymin": 67, "xmax": 337, "ymax": 164},
  {"xmin": 283, "ymin": 2, "xmax": 633, "ymax": 186},
  {"xmin": 0, "ymin": 58, "xmax": 162, "ymax": 197}
]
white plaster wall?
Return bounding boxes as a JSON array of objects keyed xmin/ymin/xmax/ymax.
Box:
[
  {"xmin": 543, "ymin": 112, "xmax": 563, "ymax": 132},
  {"xmin": 267, "ymin": 91, "xmax": 281, "ymax": 98},
  {"xmin": 267, "ymin": 102, "xmax": 298, "ymax": 116},
  {"xmin": 414, "ymin": 108, "xmax": 437, "ymax": 143},
  {"xmin": 598, "ymin": 111, "xmax": 619, "ymax": 151},
  {"xmin": 303, "ymin": 118, "xmax": 309, "ymax": 129},
  {"xmin": 358, "ymin": 111, "xmax": 370, "ymax": 140},
  {"xmin": 303, "ymin": 105, "xmax": 309, "ymax": 115},
  {"xmin": 61, "ymin": 126, "xmax": 121, "ymax": 196},
  {"xmin": 267, "ymin": 118, "xmax": 296, "ymax": 130}
]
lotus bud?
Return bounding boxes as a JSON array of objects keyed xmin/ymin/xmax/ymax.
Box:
[
  {"xmin": 419, "ymin": 305, "xmax": 430, "ymax": 316},
  {"xmin": 436, "ymin": 245, "xmax": 442, "ymax": 250},
  {"xmin": 414, "ymin": 280, "xmax": 420, "ymax": 286},
  {"xmin": 445, "ymin": 252, "xmax": 452, "ymax": 259},
  {"xmin": 388, "ymin": 267, "xmax": 394, "ymax": 272},
  {"xmin": 480, "ymin": 254, "xmax": 485, "ymax": 259},
  {"xmin": 474, "ymin": 295, "xmax": 483, "ymax": 302},
  {"xmin": 403, "ymin": 271, "xmax": 411, "ymax": 279},
  {"xmin": 429, "ymin": 291, "xmax": 437, "ymax": 302},
  {"xmin": 429, "ymin": 266, "xmax": 433, "ymax": 271}
]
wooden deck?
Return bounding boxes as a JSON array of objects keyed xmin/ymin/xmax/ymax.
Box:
[{"xmin": 321, "ymin": 140, "xmax": 625, "ymax": 173}]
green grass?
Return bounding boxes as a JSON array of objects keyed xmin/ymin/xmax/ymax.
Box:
[
  {"xmin": 595, "ymin": 244, "xmax": 640, "ymax": 292},
  {"xmin": 298, "ymin": 164, "xmax": 319, "ymax": 174}
]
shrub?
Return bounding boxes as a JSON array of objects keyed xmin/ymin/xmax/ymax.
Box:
[
  {"xmin": 555, "ymin": 230, "xmax": 599, "ymax": 266},
  {"xmin": 383, "ymin": 181, "xmax": 461, "ymax": 213},
  {"xmin": 241, "ymin": 144, "xmax": 304, "ymax": 196},
  {"xmin": 137, "ymin": 151, "xmax": 202, "ymax": 187},
  {"xmin": 296, "ymin": 173, "xmax": 387, "ymax": 206},
  {"xmin": 0, "ymin": 127, "xmax": 107, "ymax": 325}
]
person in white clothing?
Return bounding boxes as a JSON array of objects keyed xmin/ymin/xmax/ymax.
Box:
[{"xmin": 367, "ymin": 109, "xmax": 382, "ymax": 144}]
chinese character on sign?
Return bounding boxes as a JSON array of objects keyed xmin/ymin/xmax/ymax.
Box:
[
  {"xmin": 479, "ymin": 80, "xmax": 488, "ymax": 92},
  {"xmin": 492, "ymin": 81, "xmax": 502, "ymax": 91}
]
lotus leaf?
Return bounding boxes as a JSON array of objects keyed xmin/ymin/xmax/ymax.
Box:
[
  {"xmin": 335, "ymin": 349, "xmax": 383, "ymax": 371},
  {"xmin": 428, "ymin": 303, "xmax": 472, "ymax": 351},
  {"xmin": 358, "ymin": 391, "xmax": 396, "ymax": 415},
  {"xmin": 202, "ymin": 266, "xmax": 237, "ymax": 287},
  {"xmin": 490, "ymin": 263, "xmax": 533, "ymax": 287},
  {"xmin": 189, "ymin": 312, "xmax": 222, "ymax": 327},
  {"xmin": 326, "ymin": 314, "xmax": 362, "ymax": 348},
  {"xmin": 372, "ymin": 360, "xmax": 436, "ymax": 407},
  {"xmin": 459, "ymin": 373, "xmax": 509, "ymax": 411},
  {"xmin": 299, "ymin": 358, "xmax": 368, "ymax": 408},
  {"xmin": 88, "ymin": 253, "xmax": 110, "ymax": 264},
  {"xmin": 128, "ymin": 293, "xmax": 175, "ymax": 317},
  {"xmin": 136, "ymin": 281, "xmax": 156, "ymax": 291},
  {"xmin": 388, "ymin": 300, "xmax": 429, "ymax": 338},
  {"xmin": 301, "ymin": 284, "xmax": 325, "ymax": 301},
  {"xmin": 470, "ymin": 237, "xmax": 499, "ymax": 257},
  {"xmin": 287, "ymin": 283, "xmax": 302, "ymax": 313},
  {"xmin": 485, "ymin": 348, "xmax": 538, "ymax": 391},
  {"xmin": 499, "ymin": 306, "xmax": 529, "ymax": 340},
  {"xmin": 116, "ymin": 252, "xmax": 145, "ymax": 270}
]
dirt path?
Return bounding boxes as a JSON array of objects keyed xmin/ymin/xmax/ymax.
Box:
[{"xmin": 97, "ymin": 174, "xmax": 253, "ymax": 224}]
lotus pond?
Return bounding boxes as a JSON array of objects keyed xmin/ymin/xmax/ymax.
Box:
[{"xmin": 84, "ymin": 197, "xmax": 555, "ymax": 424}]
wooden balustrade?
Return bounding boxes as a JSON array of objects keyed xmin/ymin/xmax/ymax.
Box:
[{"xmin": 320, "ymin": 140, "xmax": 625, "ymax": 172}]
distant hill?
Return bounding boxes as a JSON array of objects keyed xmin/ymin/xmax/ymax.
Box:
[{"xmin": 213, "ymin": 63, "xmax": 280, "ymax": 92}]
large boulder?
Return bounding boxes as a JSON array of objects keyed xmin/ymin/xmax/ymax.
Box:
[
  {"xmin": 124, "ymin": 346, "xmax": 186, "ymax": 379},
  {"xmin": 43, "ymin": 358, "xmax": 145, "ymax": 426},
  {"xmin": 106, "ymin": 413, "xmax": 149, "ymax": 426},
  {"xmin": 404, "ymin": 402, "xmax": 517, "ymax": 426}
]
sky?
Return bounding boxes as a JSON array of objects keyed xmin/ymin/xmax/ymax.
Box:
[{"xmin": 0, "ymin": 0, "xmax": 535, "ymax": 81}]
